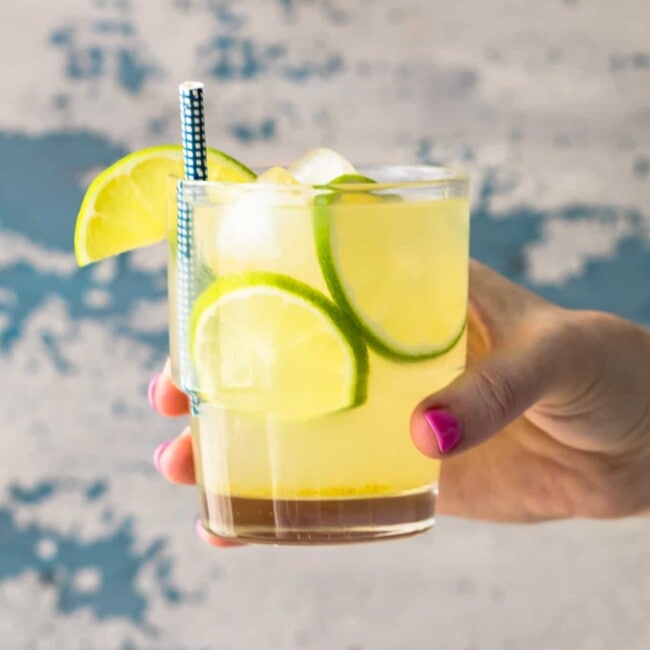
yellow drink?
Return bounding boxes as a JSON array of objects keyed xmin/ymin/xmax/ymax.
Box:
[{"xmin": 169, "ymin": 167, "xmax": 469, "ymax": 543}]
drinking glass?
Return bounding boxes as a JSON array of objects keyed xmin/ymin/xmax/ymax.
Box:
[{"xmin": 168, "ymin": 166, "xmax": 470, "ymax": 544}]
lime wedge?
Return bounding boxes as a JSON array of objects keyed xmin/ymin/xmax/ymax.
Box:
[
  {"xmin": 74, "ymin": 145, "xmax": 255, "ymax": 266},
  {"xmin": 288, "ymin": 148, "xmax": 356, "ymax": 185},
  {"xmin": 190, "ymin": 271, "xmax": 368, "ymax": 420},
  {"xmin": 314, "ymin": 197, "xmax": 469, "ymax": 361}
]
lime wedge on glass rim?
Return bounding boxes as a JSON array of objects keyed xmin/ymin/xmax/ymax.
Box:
[
  {"xmin": 313, "ymin": 175, "xmax": 468, "ymax": 361},
  {"xmin": 189, "ymin": 271, "xmax": 369, "ymax": 421},
  {"xmin": 74, "ymin": 145, "xmax": 255, "ymax": 266}
]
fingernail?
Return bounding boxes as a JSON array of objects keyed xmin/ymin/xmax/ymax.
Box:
[
  {"xmin": 423, "ymin": 408, "xmax": 462, "ymax": 454},
  {"xmin": 153, "ymin": 441, "xmax": 171, "ymax": 473},
  {"xmin": 148, "ymin": 373, "xmax": 161, "ymax": 410}
]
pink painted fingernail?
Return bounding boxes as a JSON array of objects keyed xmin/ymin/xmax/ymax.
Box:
[
  {"xmin": 153, "ymin": 441, "xmax": 171, "ymax": 473},
  {"xmin": 148, "ymin": 373, "xmax": 161, "ymax": 410},
  {"xmin": 423, "ymin": 408, "xmax": 462, "ymax": 454}
]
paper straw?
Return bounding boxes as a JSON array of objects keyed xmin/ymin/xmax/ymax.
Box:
[
  {"xmin": 179, "ymin": 81, "xmax": 208, "ymax": 181},
  {"xmin": 177, "ymin": 81, "xmax": 208, "ymax": 415}
]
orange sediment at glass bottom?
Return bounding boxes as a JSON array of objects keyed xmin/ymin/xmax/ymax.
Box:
[{"xmin": 199, "ymin": 488, "xmax": 436, "ymax": 545}]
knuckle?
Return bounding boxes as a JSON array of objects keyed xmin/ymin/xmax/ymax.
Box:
[{"xmin": 473, "ymin": 368, "xmax": 518, "ymax": 426}]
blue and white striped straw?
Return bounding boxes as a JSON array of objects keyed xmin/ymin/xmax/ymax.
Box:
[{"xmin": 178, "ymin": 81, "xmax": 208, "ymax": 415}]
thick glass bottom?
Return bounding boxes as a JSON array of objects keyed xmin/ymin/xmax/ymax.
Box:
[{"xmin": 199, "ymin": 488, "xmax": 436, "ymax": 545}]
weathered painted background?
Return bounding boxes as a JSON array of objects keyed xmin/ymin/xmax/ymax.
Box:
[{"xmin": 1, "ymin": 1, "xmax": 649, "ymax": 648}]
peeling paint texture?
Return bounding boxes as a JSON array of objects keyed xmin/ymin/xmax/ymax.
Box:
[{"xmin": 1, "ymin": 0, "xmax": 649, "ymax": 648}]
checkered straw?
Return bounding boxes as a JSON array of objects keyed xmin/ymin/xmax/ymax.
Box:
[{"xmin": 178, "ymin": 81, "xmax": 208, "ymax": 415}]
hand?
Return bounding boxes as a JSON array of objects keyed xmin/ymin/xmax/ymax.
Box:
[
  {"xmin": 412, "ymin": 261, "xmax": 650, "ymax": 521},
  {"xmin": 149, "ymin": 261, "xmax": 650, "ymax": 547}
]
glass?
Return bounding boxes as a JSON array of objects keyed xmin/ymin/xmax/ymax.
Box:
[{"xmin": 167, "ymin": 165, "xmax": 470, "ymax": 544}]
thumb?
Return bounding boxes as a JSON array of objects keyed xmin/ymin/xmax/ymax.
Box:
[{"xmin": 410, "ymin": 328, "xmax": 561, "ymax": 458}]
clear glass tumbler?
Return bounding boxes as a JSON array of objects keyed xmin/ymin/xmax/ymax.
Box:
[{"xmin": 168, "ymin": 166, "xmax": 470, "ymax": 544}]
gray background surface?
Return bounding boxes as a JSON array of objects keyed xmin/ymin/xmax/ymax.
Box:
[{"xmin": 1, "ymin": 1, "xmax": 649, "ymax": 648}]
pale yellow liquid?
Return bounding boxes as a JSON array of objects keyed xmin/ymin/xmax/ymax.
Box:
[
  {"xmin": 190, "ymin": 339, "xmax": 466, "ymax": 498},
  {"xmin": 169, "ymin": 191, "xmax": 469, "ymax": 538}
]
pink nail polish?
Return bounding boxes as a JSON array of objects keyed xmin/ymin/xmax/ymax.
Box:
[
  {"xmin": 423, "ymin": 408, "xmax": 462, "ymax": 454},
  {"xmin": 153, "ymin": 441, "xmax": 171, "ymax": 473},
  {"xmin": 148, "ymin": 373, "xmax": 161, "ymax": 410}
]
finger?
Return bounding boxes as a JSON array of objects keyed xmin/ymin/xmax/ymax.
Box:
[
  {"xmin": 411, "ymin": 322, "xmax": 563, "ymax": 459},
  {"xmin": 154, "ymin": 435, "xmax": 246, "ymax": 547},
  {"xmin": 148, "ymin": 359, "xmax": 189, "ymax": 417},
  {"xmin": 195, "ymin": 520, "xmax": 245, "ymax": 548},
  {"xmin": 153, "ymin": 427, "xmax": 196, "ymax": 484}
]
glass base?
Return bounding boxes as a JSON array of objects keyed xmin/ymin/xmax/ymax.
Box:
[{"xmin": 199, "ymin": 488, "xmax": 436, "ymax": 545}]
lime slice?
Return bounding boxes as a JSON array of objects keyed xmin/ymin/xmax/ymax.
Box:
[
  {"xmin": 323, "ymin": 173, "xmax": 377, "ymax": 187},
  {"xmin": 288, "ymin": 148, "xmax": 356, "ymax": 185},
  {"xmin": 74, "ymin": 145, "xmax": 255, "ymax": 266},
  {"xmin": 315, "ymin": 173, "xmax": 382, "ymax": 207},
  {"xmin": 314, "ymin": 197, "xmax": 469, "ymax": 361},
  {"xmin": 190, "ymin": 271, "xmax": 368, "ymax": 420}
]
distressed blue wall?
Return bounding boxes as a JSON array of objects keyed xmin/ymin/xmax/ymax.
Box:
[{"xmin": 1, "ymin": 1, "xmax": 648, "ymax": 649}]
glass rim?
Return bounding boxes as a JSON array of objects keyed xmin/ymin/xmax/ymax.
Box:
[{"xmin": 175, "ymin": 164, "xmax": 469, "ymax": 195}]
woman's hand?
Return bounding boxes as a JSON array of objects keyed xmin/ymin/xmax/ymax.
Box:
[
  {"xmin": 149, "ymin": 261, "xmax": 650, "ymax": 546},
  {"xmin": 411, "ymin": 261, "xmax": 650, "ymax": 521}
]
